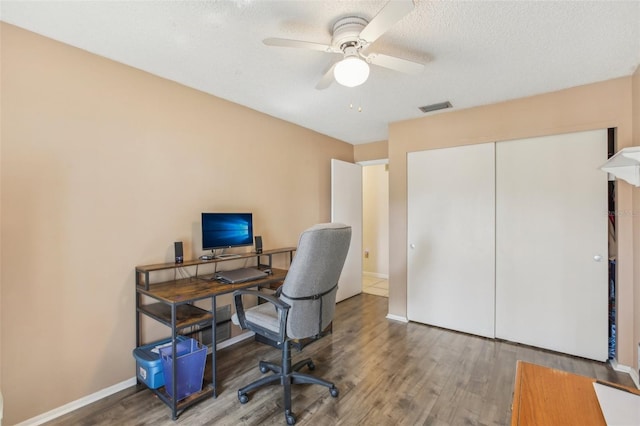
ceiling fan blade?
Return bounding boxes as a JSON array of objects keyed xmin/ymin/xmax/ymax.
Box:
[
  {"xmin": 358, "ymin": 0, "xmax": 415, "ymax": 44},
  {"xmin": 316, "ymin": 63, "xmax": 337, "ymax": 90},
  {"xmin": 263, "ymin": 38, "xmax": 334, "ymax": 53},
  {"xmin": 367, "ymin": 53, "xmax": 424, "ymax": 74}
]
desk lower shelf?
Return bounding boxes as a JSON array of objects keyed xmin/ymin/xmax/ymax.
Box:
[{"xmin": 138, "ymin": 303, "xmax": 212, "ymax": 330}]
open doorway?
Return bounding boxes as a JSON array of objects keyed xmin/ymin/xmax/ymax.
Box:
[{"xmin": 361, "ymin": 161, "xmax": 389, "ymax": 297}]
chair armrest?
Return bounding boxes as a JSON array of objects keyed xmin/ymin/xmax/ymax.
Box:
[
  {"xmin": 234, "ymin": 289, "xmax": 289, "ymax": 309},
  {"xmin": 233, "ymin": 289, "xmax": 290, "ymax": 343}
]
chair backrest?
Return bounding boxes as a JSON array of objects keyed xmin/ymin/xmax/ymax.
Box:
[{"xmin": 279, "ymin": 223, "xmax": 352, "ymax": 340}]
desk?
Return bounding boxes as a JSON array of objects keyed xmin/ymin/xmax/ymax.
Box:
[
  {"xmin": 511, "ymin": 361, "xmax": 640, "ymax": 426},
  {"xmin": 135, "ymin": 248, "xmax": 294, "ymax": 419}
]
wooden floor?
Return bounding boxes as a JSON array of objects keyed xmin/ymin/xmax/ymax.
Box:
[{"xmin": 46, "ymin": 294, "xmax": 635, "ymax": 426}]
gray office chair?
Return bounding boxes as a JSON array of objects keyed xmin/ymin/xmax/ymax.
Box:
[{"xmin": 233, "ymin": 223, "xmax": 351, "ymax": 425}]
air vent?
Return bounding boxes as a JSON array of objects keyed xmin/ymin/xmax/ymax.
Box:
[{"xmin": 418, "ymin": 101, "xmax": 452, "ymax": 114}]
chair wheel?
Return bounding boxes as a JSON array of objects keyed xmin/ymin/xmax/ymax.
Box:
[
  {"xmin": 286, "ymin": 413, "xmax": 296, "ymax": 425},
  {"xmin": 238, "ymin": 392, "xmax": 249, "ymax": 404},
  {"xmin": 260, "ymin": 365, "xmax": 269, "ymax": 374},
  {"xmin": 330, "ymin": 386, "xmax": 339, "ymax": 398},
  {"xmin": 307, "ymin": 361, "xmax": 315, "ymax": 370}
]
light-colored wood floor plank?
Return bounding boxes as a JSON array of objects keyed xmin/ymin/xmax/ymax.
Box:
[{"xmin": 44, "ymin": 294, "xmax": 635, "ymax": 425}]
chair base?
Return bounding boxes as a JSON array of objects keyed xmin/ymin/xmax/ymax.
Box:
[{"xmin": 237, "ymin": 341, "xmax": 338, "ymax": 425}]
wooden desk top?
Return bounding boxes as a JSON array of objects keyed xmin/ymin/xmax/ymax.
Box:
[{"xmin": 511, "ymin": 361, "xmax": 640, "ymax": 426}]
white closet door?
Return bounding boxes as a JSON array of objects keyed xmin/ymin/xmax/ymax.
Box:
[
  {"xmin": 495, "ymin": 130, "xmax": 608, "ymax": 361},
  {"xmin": 407, "ymin": 143, "xmax": 496, "ymax": 338},
  {"xmin": 331, "ymin": 159, "xmax": 363, "ymax": 302}
]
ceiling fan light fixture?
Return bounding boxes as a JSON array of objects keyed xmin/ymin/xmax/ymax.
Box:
[{"xmin": 334, "ymin": 55, "xmax": 370, "ymax": 87}]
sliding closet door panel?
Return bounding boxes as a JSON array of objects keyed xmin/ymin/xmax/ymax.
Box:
[
  {"xmin": 408, "ymin": 143, "xmax": 495, "ymax": 338},
  {"xmin": 495, "ymin": 130, "xmax": 608, "ymax": 361}
]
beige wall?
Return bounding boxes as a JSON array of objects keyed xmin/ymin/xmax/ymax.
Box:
[
  {"xmin": 389, "ymin": 77, "xmax": 638, "ymax": 369},
  {"xmin": 0, "ymin": 23, "xmax": 353, "ymax": 424},
  {"xmin": 354, "ymin": 140, "xmax": 388, "ymax": 163},
  {"xmin": 363, "ymin": 164, "xmax": 389, "ymax": 276}
]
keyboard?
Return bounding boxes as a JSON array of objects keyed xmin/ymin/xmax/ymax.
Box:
[{"xmin": 216, "ymin": 267, "xmax": 267, "ymax": 284}]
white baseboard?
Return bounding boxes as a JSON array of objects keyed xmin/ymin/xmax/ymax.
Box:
[
  {"xmin": 18, "ymin": 332, "xmax": 255, "ymax": 426},
  {"xmin": 15, "ymin": 377, "xmax": 137, "ymax": 426},
  {"xmin": 16, "ymin": 329, "xmax": 633, "ymax": 425},
  {"xmin": 610, "ymin": 359, "xmax": 640, "ymax": 389},
  {"xmin": 386, "ymin": 313, "xmax": 408, "ymax": 323},
  {"xmin": 17, "ymin": 332, "xmax": 255, "ymax": 426},
  {"xmin": 363, "ymin": 271, "xmax": 389, "ymax": 279}
]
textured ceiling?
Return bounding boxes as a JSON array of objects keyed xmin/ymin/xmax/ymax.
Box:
[{"xmin": 1, "ymin": 0, "xmax": 639, "ymax": 144}]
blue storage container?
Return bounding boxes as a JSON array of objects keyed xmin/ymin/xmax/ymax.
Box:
[
  {"xmin": 160, "ymin": 338, "xmax": 207, "ymax": 401},
  {"xmin": 133, "ymin": 336, "xmax": 188, "ymax": 389}
]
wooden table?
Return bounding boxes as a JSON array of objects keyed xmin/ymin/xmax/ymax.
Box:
[{"xmin": 511, "ymin": 361, "xmax": 640, "ymax": 426}]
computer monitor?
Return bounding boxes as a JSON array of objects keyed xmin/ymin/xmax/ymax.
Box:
[{"xmin": 201, "ymin": 212, "xmax": 254, "ymax": 251}]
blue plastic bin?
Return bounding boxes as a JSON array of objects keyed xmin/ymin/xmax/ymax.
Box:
[
  {"xmin": 160, "ymin": 338, "xmax": 207, "ymax": 401},
  {"xmin": 133, "ymin": 336, "xmax": 188, "ymax": 389}
]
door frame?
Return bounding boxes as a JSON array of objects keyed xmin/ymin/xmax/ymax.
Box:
[{"xmin": 360, "ymin": 159, "xmax": 390, "ymax": 294}]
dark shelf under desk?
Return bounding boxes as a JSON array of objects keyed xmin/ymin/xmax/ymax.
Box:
[{"xmin": 137, "ymin": 303, "xmax": 213, "ymax": 330}]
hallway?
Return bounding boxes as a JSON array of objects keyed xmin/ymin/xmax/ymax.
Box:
[{"xmin": 362, "ymin": 275, "xmax": 388, "ymax": 297}]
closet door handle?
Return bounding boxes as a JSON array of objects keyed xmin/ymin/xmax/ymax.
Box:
[{"xmin": 593, "ymin": 255, "xmax": 602, "ymax": 262}]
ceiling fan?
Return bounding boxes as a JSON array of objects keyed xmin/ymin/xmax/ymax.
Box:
[{"xmin": 263, "ymin": 0, "xmax": 424, "ymax": 89}]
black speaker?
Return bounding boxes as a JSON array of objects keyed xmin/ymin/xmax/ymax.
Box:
[
  {"xmin": 174, "ymin": 241, "xmax": 184, "ymax": 264},
  {"xmin": 255, "ymin": 236, "xmax": 263, "ymax": 254}
]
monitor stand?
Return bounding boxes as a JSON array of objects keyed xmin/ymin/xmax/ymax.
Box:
[{"xmin": 216, "ymin": 253, "xmax": 241, "ymax": 259}]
